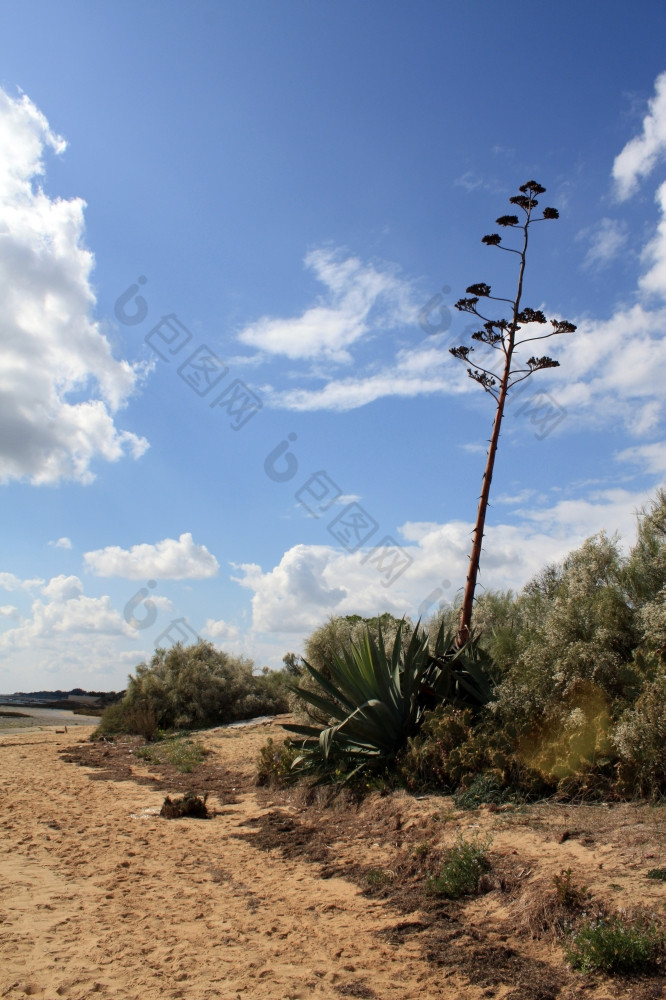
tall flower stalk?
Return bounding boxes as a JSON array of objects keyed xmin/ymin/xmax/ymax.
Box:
[{"xmin": 450, "ymin": 181, "xmax": 576, "ymax": 646}]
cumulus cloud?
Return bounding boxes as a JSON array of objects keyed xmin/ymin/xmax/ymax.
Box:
[
  {"xmin": 84, "ymin": 532, "xmax": 220, "ymax": 580},
  {"xmin": 0, "ymin": 574, "xmax": 134, "ymax": 654},
  {"xmin": 233, "ymin": 485, "xmax": 656, "ymax": 648},
  {"xmin": 232, "ymin": 545, "xmax": 348, "ymax": 632},
  {"xmin": 613, "ymin": 71, "xmax": 666, "ymax": 200},
  {"xmin": 204, "ymin": 618, "xmax": 240, "ymax": 641},
  {"xmin": 237, "ymin": 248, "xmax": 417, "ymax": 363},
  {"xmin": 0, "ymin": 605, "xmax": 19, "ymax": 619},
  {"xmin": 42, "ymin": 574, "xmax": 83, "ymax": 602},
  {"xmin": 0, "ymin": 89, "xmax": 148, "ymax": 485}
]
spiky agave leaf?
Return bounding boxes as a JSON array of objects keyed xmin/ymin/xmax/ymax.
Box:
[{"xmin": 283, "ymin": 619, "xmax": 493, "ymax": 783}]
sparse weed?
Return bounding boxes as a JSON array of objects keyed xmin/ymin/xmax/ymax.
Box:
[
  {"xmin": 256, "ymin": 737, "xmax": 299, "ymax": 786},
  {"xmin": 552, "ymin": 868, "xmax": 588, "ymax": 909},
  {"xmin": 454, "ymin": 772, "xmax": 505, "ymax": 810},
  {"xmin": 428, "ymin": 833, "xmax": 491, "ymax": 899},
  {"xmin": 135, "ymin": 736, "xmax": 208, "ymax": 773},
  {"xmin": 366, "ymin": 868, "xmax": 396, "ymax": 887},
  {"xmin": 646, "ymin": 867, "xmax": 666, "ymax": 881},
  {"xmin": 566, "ymin": 914, "xmax": 663, "ymax": 974}
]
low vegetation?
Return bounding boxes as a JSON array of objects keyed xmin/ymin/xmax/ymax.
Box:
[
  {"xmin": 135, "ymin": 735, "xmax": 208, "ymax": 773},
  {"xmin": 427, "ymin": 833, "xmax": 491, "ymax": 898},
  {"xmin": 565, "ymin": 914, "xmax": 663, "ymax": 974}
]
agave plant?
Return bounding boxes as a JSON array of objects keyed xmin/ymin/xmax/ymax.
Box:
[{"xmin": 283, "ymin": 620, "xmax": 493, "ymax": 782}]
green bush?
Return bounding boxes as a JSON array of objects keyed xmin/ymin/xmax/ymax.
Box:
[
  {"xmin": 613, "ymin": 671, "xmax": 666, "ymax": 798},
  {"xmin": 566, "ymin": 914, "xmax": 663, "ymax": 974},
  {"xmin": 398, "ymin": 704, "xmax": 547, "ymax": 801},
  {"xmin": 280, "ymin": 494, "xmax": 666, "ymax": 801},
  {"xmin": 399, "ymin": 706, "xmax": 476, "ymax": 791},
  {"xmin": 428, "ymin": 834, "xmax": 491, "ymax": 898},
  {"xmin": 96, "ymin": 641, "xmax": 290, "ymax": 736},
  {"xmin": 453, "ymin": 773, "xmax": 506, "ymax": 809}
]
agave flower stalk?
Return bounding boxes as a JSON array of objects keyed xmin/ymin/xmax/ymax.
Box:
[{"xmin": 450, "ymin": 181, "xmax": 576, "ymax": 646}]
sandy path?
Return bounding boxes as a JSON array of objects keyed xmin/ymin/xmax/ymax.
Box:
[
  {"xmin": 4, "ymin": 722, "xmax": 666, "ymax": 1000},
  {"xmin": 0, "ymin": 724, "xmax": 485, "ymax": 1000}
]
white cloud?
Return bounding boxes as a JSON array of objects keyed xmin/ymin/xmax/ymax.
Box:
[
  {"xmin": 548, "ymin": 303, "xmax": 666, "ymax": 435},
  {"xmin": 204, "ymin": 618, "xmax": 240, "ymax": 641},
  {"xmin": 84, "ymin": 532, "xmax": 220, "ymax": 580},
  {"xmin": 509, "ymin": 488, "xmax": 647, "ymax": 545},
  {"xmin": 616, "ymin": 440, "xmax": 666, "ymax": 476},
  {"xmin": 48, "ymin": 537, "xmax": 72, "ymax": 549},
  {"xmin": 233, "ymin": 486, "xmax": 656, "ymax": 660},
  {"xmin": 42, "ymin": 574, "xmax": 83, "ymax": 602},
  {"xmin": 579, "ymin": 217, "xmax": 628, "ymax": 269},
  {"xmin": 0, "ymin": 574, "xmax": 150, "ymax": 690},
  {"xmin": 234, "ymin": 73, "xmax": 666, "ymax": 441},
  {"xmin": 237, "ymin": 248, "xmax": 417, "ymax": 363},
  {"xmin": 0, "ymin": 88, "xmax": 148, "ymax": 485},
  {"xmin": 455, "ymin": 171, "xmax": 485, "ymax": 192},
  {"xmin": 0, "ymin": 574, "xmax": 134, "ymax": 653},
  {"xmin": 232, "ymin": 546, "xmax": 348, "ymax": 632},
  {"xmin": 640, "ymin": 179, "xmax": 666, "ymax": 299},
  {"xmin": 613, "ymin": 71, "xmax": 666, "ymax": 199},
  {"xmin": 495, "ymin": 489, "xmax": 538, "ymax": 505},
  {"xmin": 267, "ymin": 343, "xmax": 465, "ymax": 412},
  {"xmin": 0, "ymin": 572, "xmax": 44, "ymax": 592},
  {"xmin": 0, "ymin": 605, "xmax": 19, "ymax": 619}
]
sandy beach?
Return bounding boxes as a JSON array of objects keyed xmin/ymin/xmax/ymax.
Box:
[{"xmin": 2, "ymin": 719, "xmax": 666, "ymax": 1000}]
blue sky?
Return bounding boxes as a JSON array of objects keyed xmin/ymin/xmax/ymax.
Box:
[{"xmin": 1, "ymin": 1, "xmax": 666, "ymax": 691}]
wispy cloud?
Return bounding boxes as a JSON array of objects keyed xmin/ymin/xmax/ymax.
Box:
[
  {"xmin": 237, "ymin": 247, "xmax": 417, "ymax": 363},
  {"xmin": 265, "ymin": 343, "xmax": 467, "ymax": 412},
  {"xmin": 640, "ymin": 179, "xmax": 666, "ymax": 298},
  {"xmin": 616, "ymin": 440, "xmax": 666, "ymax": 475},
  {"xmin": 613, "ymin": 70, "xmax": 666, "ymax": 199},
  {"xmin": 579, "ymin": 217, "xmax": 628, "ymax": 270}
]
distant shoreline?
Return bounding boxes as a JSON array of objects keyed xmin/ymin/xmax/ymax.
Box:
[
  {"xmin": 0, "ymin": 705, "xmax": 102, "ymax": 731},
  {"xmin": 0, "ymin": 700, "xmax": 103, "ymax": 715}
]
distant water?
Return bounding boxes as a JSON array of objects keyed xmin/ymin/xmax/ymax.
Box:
[{"xmin": 0, "ymin": 705, "xmax": 100, "ymax": 732}]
